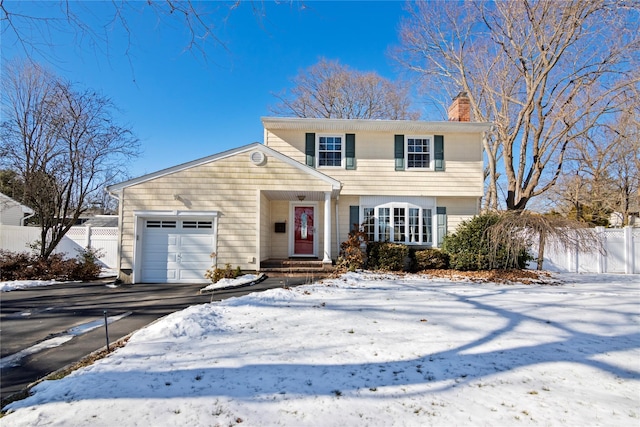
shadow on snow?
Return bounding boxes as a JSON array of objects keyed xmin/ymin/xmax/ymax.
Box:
[{"xmin": 8, "ymin": 279, "xmax": 640, "ymax": 408}]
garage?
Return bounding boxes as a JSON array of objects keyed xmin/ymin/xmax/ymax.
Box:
[{"xmin": 136, "ymin": 213, "xmax": 218, "ymax": 284}]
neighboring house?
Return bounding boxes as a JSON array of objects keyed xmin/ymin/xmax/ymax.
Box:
[
  {"xmin": 107, "ymin": 94, "xmax": 492, "ymax": 283},
  {"xmin": 610, "ymin": 212, "xmax": 640, "ymax": 228},
  {"xmin": 0, "ymin": 192, "xmax": 34, "ymax": 226},
  {"xmin": 78, "ymin": 215, "xmax": 119, "ymax": 228}
]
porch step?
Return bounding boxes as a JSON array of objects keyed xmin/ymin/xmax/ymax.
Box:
[
  {"xmin": 260, "ymin": 259, "xmax": 334, "ymax": 274},
  {"xmin": 262, "ymin": 259, "xmax": 324, "ymax": 268}
]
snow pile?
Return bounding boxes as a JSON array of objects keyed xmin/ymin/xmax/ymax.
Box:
[
  {"xmin": 0, "ymin": 280, "xmax": 62, "ymax": 292},
  {"xmin": 3, "ymin": 272, "xmax": 639, "ymax": 426},
  {"xmin": 1, "ymin": 269, "xmax": 117, "ymax": 292},
  {"xmin": 199, "ymin": 274, "xmax": 263, "ymax": 293}
]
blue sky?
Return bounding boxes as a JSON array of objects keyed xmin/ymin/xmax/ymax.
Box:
[{"xmin": 2, "ymin": 1, "xmax": 422, "ymax": 179}]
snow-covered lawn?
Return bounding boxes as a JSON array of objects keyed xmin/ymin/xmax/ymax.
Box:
[{"xmin": 2, "ymin": 272, "xmax": 639, "ymax": 426}]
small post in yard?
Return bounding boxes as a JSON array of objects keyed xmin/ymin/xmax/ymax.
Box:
[{"xmin": 103, "ymin": 310, "xmax": 110, "ymax": 351}]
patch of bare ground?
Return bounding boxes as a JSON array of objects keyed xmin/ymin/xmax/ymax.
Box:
[
  {"xmin": 421, "ymin": 269, "xmax": 559, "ymax": 285},
  {"xmin": 47, "ymin": 337, "xmax": 130, "ymax": 381}
]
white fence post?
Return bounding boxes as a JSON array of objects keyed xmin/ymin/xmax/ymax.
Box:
[
  {"xmin": 625, "ymin": 226, "xmax": 633, "ymax": 275},
  {"xmin": 85, "ymin": 224, "xmax": 92, "ymax": 248},
  {"xmin": 631, "ymin": 228, "xmax": 640, "ymax": 273},
  {"xmin": 569, "ymin": 237, "xmax": 578, "ymax": 272},
  {"xmin": 595, "ymin": 226, "xmax": 605, "ymax": 274}
]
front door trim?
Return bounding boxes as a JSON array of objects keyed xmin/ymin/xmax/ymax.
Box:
[{"xmin": 289, "ymin": 202, "xmax": 318, "ymax": 257}]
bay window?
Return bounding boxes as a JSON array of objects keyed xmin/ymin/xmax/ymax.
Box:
[{"xmin": 364, "ymin": 202, "xmax": 434, "ymax": 245}]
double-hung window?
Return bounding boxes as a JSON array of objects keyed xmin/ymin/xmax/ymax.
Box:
[
  {"xmin": 318, "ymin": 135, "xmax": 343, "ymax": 167},
  {"xmin": 363, "ymin": 207, "xmax": 375, "ymax": 242},
  {"xmin": 378, "ymin": 207, "xmax": 391, "ymax": 241},
  {"xmin": 406, "ymin": 136, "xmax": 432, "ymax": 169}
]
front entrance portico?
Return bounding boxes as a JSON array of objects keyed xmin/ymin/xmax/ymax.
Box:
[{"xmin": 258, "ymin": 189, "xmax": 338, "ymax": 271}]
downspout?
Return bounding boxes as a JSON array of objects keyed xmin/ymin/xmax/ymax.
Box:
[
  {"xmin": 106, "ymin": 187, "xmax": 123, "ymax": 280},
  {"xmin": 105, "ymin": 188, "xmax": 120, "ymax": 206}
]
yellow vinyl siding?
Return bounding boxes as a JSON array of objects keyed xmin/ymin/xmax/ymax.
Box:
[
  {"xmin": 119, "ymin": 151, "xmax": 335, "ymax": 275},
  {"xmin": 269, "ymin": 201, "xmax": 289, "ymax": 259},
  {"xmin": 265, "ymin": 129, "xmax": 483, "ymax": 197},
  {"xmin": 265, "ymin": 129, "xmax": 306, "ymax": 162},
  {"xmin": 437, "ymin": 197, "xmax": 481, "ymax": 234}
]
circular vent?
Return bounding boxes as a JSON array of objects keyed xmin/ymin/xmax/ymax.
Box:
[{"xmin": 249, "ymin": 150, "xmax": 266, "ymax": 166}]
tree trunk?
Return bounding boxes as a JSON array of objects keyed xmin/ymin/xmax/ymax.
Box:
[{"xmin": 536, "ymin": 231, "xmax": 546, "ymax": 271}]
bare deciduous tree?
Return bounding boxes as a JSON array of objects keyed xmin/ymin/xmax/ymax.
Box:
[
  {"xmin": 396, "ymin": 0, "xmax": 640, "ymax": 211},
  {"xmin": 487, "ymin": 211, "xmax": 601, "ymax": 270},
  {"xmin": 0, "ymin": 1, "xmax": 277, "ymax": 65},
  {"xmin": 547, "ymin": 86, "xmax": 640, "ymax": 225},
  {"xmin": 1, "ymin": 60, "xmax": 140, "ymax": 259},
  {"xmin": 270, "ymin": 58, "xmax": 419, "ymax": 120},
  {"xmin": 607, "ymin": 90, "xmax": 640, "ymax": 226}
]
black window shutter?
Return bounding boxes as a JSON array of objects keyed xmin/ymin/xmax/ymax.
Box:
[
  {"xmin": 349, "ymin": 205, "xmax": 360, "ymax": 232},
  {"xmin": 436, "ymin": 207, "xmax": 447, "ymax": 246},
  {"xmin": 305, "ymin": 133, "xmax": 315, "ymax": 167},
  {"xmin": 394, "ymin": 134, "xmax": 404, "ymax": 171},
  {"xmin": 346, "ymin": 133, "xmax": 356, "ymax": 170},
  {"xmin": 434, "ymin": 135, "xmax": 444, "ymax": 171}
]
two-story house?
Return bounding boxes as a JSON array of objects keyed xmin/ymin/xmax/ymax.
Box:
[{"xmin": 107, "ymin": 94, "xmax": 491, "ymax": 283}]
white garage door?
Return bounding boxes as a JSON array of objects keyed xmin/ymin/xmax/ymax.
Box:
[{"xmin": 140, "ymin": 219, "xmax": 215, "ymax": 283}]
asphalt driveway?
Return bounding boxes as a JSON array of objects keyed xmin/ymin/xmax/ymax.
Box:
[{"xmin": 0, "ymin": 275, "xmax": 311, "ymax": 403}]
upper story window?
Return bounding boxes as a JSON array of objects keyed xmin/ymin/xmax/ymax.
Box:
[
  {"xmin": 305, "ymin": 132, "xmax": 355, "ymax": 169},
  {"xmin": 318, "ymin": 135, "xmax": 343, "ymax": 167},
  {"xmin": 406, "ymin": 136, "xmax": 433, "ymax": 169},
  {"xmin": 395, "ymin": 134, "xmax": 444, "ymax": 171}
]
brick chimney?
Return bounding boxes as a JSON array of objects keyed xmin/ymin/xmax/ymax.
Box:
[{"xmin": 448, "ymin": 92, "xmax": 471, "ymax": 122}]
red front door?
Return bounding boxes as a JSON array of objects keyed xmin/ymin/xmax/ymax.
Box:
[{"xmin": 294, "ymin": 206, "xmax": 314, "ymax": 255}]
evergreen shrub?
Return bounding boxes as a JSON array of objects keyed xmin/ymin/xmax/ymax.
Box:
[
  {"xmin": 413, "ymin": 248, "xmax": 450, "ymax": 270},
  {"xmin": 441, "ymin": 213, "xmax": 530, "ymax": 270},
  {"xmin": 366, "ymin": 242, "xmax": 409, "ymax": 271}
]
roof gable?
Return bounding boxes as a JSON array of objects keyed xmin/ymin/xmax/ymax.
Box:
[
  {"xmin": 0, "ymin": 192, "xmax": 34, "ymax": 214},
  {"xmin": 107, "ymin": 142, "xmax": 341, "ymax": 192}
]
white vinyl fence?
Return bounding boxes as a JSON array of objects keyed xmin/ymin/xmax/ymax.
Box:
[
  {"xmin": 1, "ymin": 224, "xmax": 638, "ymax": 275},
  {"xmin": 537, "ymin": 226, "xmax": 640, "ymax": 274},
  {"xmin": 0, "ymin": 224, "xmax": 118, "ymax": 269}
]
